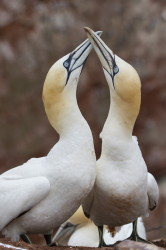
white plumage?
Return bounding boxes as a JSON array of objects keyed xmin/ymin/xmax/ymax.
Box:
[
  {"xmin": 0, "ymin": 34, "xmax": 101, "ymax": 241},
  {"xmin": 82, "ymin": 27, "xmax": 159, "ymax": 243}
]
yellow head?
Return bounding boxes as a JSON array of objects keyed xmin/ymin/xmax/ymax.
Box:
[
  {"xmin": 84, "ymin": 27, "xmax": 141, "ymax": 101},
  {"xmin": 84, "ymin": 27, "xmax": 141, "ymax": 129},
  {"xmin": 43, "ymin": 32, "xmax": 102, "ymax": 133}
]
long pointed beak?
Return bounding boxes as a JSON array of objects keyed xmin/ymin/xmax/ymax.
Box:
[
  {"xmin": 64, "ymin": 30, "xmax": 102, "ymax": 84},
  {"xmin": 84, "ymin": 27, "xmax": 117, "ymax": 76},
  {"xmin": 52, "ymin": 222, "xmax": 77, "ymax": 243}
]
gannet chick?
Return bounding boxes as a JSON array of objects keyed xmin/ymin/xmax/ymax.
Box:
[
  {"xmin": 52, "ymin": 207, "xmax": 146, "ymax": 247},
  {"xmin": 0, "ymin": 33, "xmax": 101, "ymax": 243},
  {"xmin": 82, "ymin": 27, "xmax": 159, "ymax": 246}
]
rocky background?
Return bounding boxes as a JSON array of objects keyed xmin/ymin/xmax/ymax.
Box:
[{"xmin": 0, "ymin": 0, "xmax": 166, "ymax": 243}]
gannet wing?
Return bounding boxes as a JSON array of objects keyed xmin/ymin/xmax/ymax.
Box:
[
  {"xmin": 147, "ymin": 172, "xmax": 159, "ymax": 210},
  {"xmin": 0, "ymin": 175, "xmax": 50, "ymax": 231},
  {"xmin": 132, "ymin": 137, "xmax": 159, "ymax": 210},
  {"xmin": 1, "ymin": 157, "xmax": 46, "ymax": 177}
]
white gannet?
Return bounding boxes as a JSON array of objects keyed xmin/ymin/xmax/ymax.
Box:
[
  {"xmin": 82, "ymin": 27, "xmax": 159, "ymax": 246},
  {"xmin": 0, "ymin": 33, "xmax": 101, "ymax": 243},
  {"xmin": 52, "ymin": 206, "xmax": 146, "ymax": 247}
]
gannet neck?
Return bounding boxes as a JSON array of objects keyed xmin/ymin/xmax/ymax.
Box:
[
  {"xmin": 101, "ymin": 87, "xmax": 141, "ymax": 140},
  {"xmin": 43, "ymin": 77, "xmax": 89, "ymax": 137}
]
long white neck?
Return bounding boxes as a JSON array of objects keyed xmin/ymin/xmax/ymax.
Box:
[{"xmin": 101, "ymin": 90, "xmax": 141, "ymax": 154}]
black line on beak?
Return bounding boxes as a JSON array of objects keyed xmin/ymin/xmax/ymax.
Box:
[
  {"xmin": 63, "ymin": 41, "xmax": 91, "ymax": 85},
  {"xmin": 88, "ymin": 32, "xmax": 119, "ymax": 89}
]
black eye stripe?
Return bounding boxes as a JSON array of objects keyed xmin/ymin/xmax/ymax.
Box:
[
  {"xmin": 63, "ymin": 39, "xmax": 90, "ymax": 70},
  {"xmin": 103, "ymin": 56, "xmax": 119, "ymax": 90}
]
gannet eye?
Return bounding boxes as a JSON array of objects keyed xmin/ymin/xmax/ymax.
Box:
[
  {"xmin": 113, "ymin": 65, "xmax": 119, "ymax": 74},
  {"xmin": 63, "ymin": 61, "xmax": 69, "ymax": 68}
]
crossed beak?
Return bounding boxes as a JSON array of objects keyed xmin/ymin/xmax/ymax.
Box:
[
  {"xmin": 84, "ymin": 27, "xmax": 119, "ymax": 81},
  {"xmin": 64, "ymin": 30, "xmax": 102, "ymax": 84}
]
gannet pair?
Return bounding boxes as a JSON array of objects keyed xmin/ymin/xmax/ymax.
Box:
[
  {"xmin": 52, "ymin": 206, "xmax": 146, "ymax": 247},
  {"xmin": 82, "ymin": 27, "xmax": 159, "ymax": 246},
  {"xmin": 0, "ymin": 32, "xmax": 102, "ymax": 243}
]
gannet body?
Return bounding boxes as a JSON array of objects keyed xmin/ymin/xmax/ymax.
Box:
[
  {"xmin": 82, "ymin": 28, "xmax": 159, "ymax": 242},
  {"xmin": 0, "ymin": 34, "xmax": 100, "ymax": 241},
  {"xmin": 53, "ymin": 207, "xmax": 146, "ymax": 247}
]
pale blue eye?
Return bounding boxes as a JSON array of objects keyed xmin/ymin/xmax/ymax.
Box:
[
  {"xmin": 63, "ymin": 61, "xmax": 69, "ymax": 68},
  {"xmin": 114, "ymin": 65, "xmax": 119, "ymax": 74}
]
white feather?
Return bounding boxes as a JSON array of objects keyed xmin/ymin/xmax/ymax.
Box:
[
  {"xmin": 82, "ymin": 28, "xmax": 159, "ymax": 234},
  {"xmin": 0, "ymin": 37, "xmax": 97, "ymax": 241}
]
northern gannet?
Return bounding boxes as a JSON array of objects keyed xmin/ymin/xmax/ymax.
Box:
[
  {"xmin": 82, "ymin": 27, "xmax": 159, "ymax": 246},
  {"xmin": 52, "ymin": 206, "xmax": 146, "ymax": 247},
  {"xmin": 0, "ymin": 33, "xmax": 101, "ymax": 243}
]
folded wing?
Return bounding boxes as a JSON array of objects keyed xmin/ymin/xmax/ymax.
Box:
[
  {"xmin": 147, "ymin": 172, "xmax": 159, "ymax": 210},
  {"xmin": 0, "ymin": 175, "xmax": 50, "ymax": 230}
]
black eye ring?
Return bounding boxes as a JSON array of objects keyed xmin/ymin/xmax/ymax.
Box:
[
  {"xmin": 113, "ymin": 65, "xmax": 119, "ymax": 74},
  {"xmin": 63, "ymin": 61, "xmax": 69, "ymax": 68}
]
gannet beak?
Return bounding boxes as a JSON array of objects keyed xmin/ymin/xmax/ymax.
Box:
[
  {"xmin": 84, "ymin": 27, "xmax": 119, "ymax": 86},
  {"xmin": 64, "ymin": 30, "xmax": 102, "ymax": 84},
  {"xmin": 52, "ymin": 222, "xmax": 77, "ymax": 243}
]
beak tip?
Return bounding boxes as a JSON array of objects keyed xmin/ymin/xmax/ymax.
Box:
[
  {"xmin": 84, "ymin": 27, "xmax": 102, "ymax": 39},
  {"xmin": 83, "ymin": 27, "xmax": 91, "ymax": 34},
  {"xmin": 97, "ymin": 31, "xmax": 103, "ymax": 36}
]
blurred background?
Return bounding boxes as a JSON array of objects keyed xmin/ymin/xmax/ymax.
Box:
[{"xmin": 0, "ymin": 0, "xmax": 165, "ymax": 242}]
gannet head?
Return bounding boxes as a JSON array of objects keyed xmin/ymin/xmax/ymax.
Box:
[
  {"xmin": 84, "ymin": 27, "xmax": 141, "ymax": 138},
  {"xmin": 84, "ymin": 27, "xmax": 141, "ymax": 103},
  {"xmin": 43, "ymin": 31, "xmax": 102, "ymax": 132}
]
